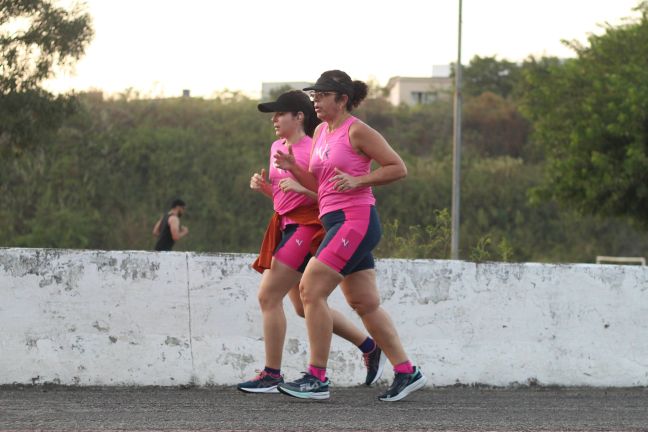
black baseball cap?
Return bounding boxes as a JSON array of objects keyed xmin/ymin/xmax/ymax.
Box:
[
  {"xmin": 257, "ymin": 90, "xmax": 313, "ymax": 113},
  {"xmin": 303, "ymin": 74, "xmax": 354, "ymax": 96}
]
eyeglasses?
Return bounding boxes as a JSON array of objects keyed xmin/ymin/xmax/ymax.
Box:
[{"xmin": 308, "ymin": 91, "xmax": 336, "ymax": 101}]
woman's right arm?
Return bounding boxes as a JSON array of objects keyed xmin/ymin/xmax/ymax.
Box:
[{"xmin": 250, "ymin": 168, "xmax": 272, "ymax": 198}]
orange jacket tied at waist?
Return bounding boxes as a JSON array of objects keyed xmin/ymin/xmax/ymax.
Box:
[{"xmin": 252, "ymin": 204, "xmax": 324, "ymax": 273}]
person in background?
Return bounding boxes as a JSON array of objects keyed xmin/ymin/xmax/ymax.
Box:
[{"xmin": 152, "ymin": 199, "xmax": 189, "ymax": 251}]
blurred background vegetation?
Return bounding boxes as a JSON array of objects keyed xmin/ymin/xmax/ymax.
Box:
[{"xmin": 2, "ymin": 0, "xmax": 647, "ymax": 263}]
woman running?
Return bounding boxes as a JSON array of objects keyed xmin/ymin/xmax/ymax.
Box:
[
  {"xmin": 274, "ymin": 72, "xmax": 426, "ymax": 402},
  {"xmin": 237, "ymin": 90, "xmax": 385, "ymax": 393}
]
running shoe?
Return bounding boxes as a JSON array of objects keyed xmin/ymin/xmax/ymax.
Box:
[
  {"xmin": 378, "ymin": 366, "xmax": 427, "ymax": 402},
  {"xmin": 237, "ymin": 370, "xmax": 283, "ymax": 393},
  {"xmin": 363, "ymin": 346, "xmax": 387, "ymax": 385},
  {"xmin": 277, "ymin": 372, "xmax": 330, "ymax": 400}
]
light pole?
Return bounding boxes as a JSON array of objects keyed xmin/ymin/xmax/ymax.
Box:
[{"xmin": 451, "ymin": 0, "xmax": 463, "ymax": 260}]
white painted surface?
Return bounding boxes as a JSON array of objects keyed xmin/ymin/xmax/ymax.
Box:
[{"xmin": 1, "ymin": 248, "xmax": 647, "ymax": 387}]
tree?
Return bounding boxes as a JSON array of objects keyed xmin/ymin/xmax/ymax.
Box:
[
  {"xmin": 2, "ymin": 90, "xmax": 647, "ymax": 260},
  {"xmin": 365, "ymin": 77, "xmax": 388, "ymax": 99},
  {"xmin": 0, "ymin": 0, "xmax": 93, "ymax": 154},
  {"xmin": 463, "ymin": 92, "xmax": 530, "ymax": 158},
  {"xmin": 452, "ymin": 55, "xmax": 521, "ymax": 99},
  {"xmin": 520, "ymin": 3, "xmax": 648, "ymax": 226}
]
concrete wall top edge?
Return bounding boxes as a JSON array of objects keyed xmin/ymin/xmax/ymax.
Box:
[{"xmin": 2, "ymin": 247, "xmax": 646, "ymax": 272}]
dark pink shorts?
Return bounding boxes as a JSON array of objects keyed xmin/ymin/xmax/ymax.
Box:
[
  {"xmin": 315, "ymin": 206, "xmax": 381, "ymax": 276},
  {"xmin": 273, "ymin": 224, "xmax": 320, "ymax": 273}
]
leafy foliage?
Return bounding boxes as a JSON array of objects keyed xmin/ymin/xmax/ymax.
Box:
[
  {"xmin": 1, "ymin": 2, "xmax": 647, "ymax": 262},
  {"xmin": 0, "ymin": 0, "xmax": 93, "ymax": 154},
  {"xmin": 453, "ymin": 55, "xmax": 521, "ymax": 99},
  {"xmin": 1, "ymin": 91, "xmax": 646, "ymax": 261},
  {"xmin": 519, "ymin": 3, "xmax": 648, "ymax": 226}
]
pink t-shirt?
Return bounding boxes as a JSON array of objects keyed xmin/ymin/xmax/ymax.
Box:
[
  {"xmin": 309, "ymin": 116, "xmax": 376, "ymax": 217},
  {"xmin": 268, "ymin": 136, "xmax": 316, "ymax": 227}
]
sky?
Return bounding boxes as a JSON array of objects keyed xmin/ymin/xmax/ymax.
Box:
[{"xmin": 43, "ymin": 0, "xmax": 643, "ymax": 99}]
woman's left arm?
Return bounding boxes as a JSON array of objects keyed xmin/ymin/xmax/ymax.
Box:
[
  {"xmin": 278, "ymin": 177, "xmax": 318, "ymax": 201},
  {"xmin": 330, "ymin": 122, "xmax": 407, "ymax": 192}
]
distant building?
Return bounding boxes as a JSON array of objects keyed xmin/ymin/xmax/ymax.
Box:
[
  {"xmin": 432, "ymin": 64, "xmax": 451, "ymax": 78},
  {"xmin": 385, "ymin": 76, "xmax": 453, "ymax": 106},
  {"xmin": 182, "ymin": 89, "xmax": 191, "ymax": 98},
  {"xmin": 261, "ymin": 82, "xmax": 312, "ymax": 100}
]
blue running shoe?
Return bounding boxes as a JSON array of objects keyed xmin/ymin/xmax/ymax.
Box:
[
  {"xmin": 277, "ymin": 372, "xmax": 330, "ymax": 400},
  {"xmin": 378, "ymin": 366, "xmax": 427, "ymax": 402},
  {"xmin": 363, "ymin": 346, "xmax": 387, "ymax": 385},
  {"xmin": 237, "ymin": 370, "xmax": 283, "ymax": 394}
]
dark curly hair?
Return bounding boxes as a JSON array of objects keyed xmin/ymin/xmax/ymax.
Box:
[
  {"xmin": 318, "ymin": 70, "xmax": 368, "ymax": 111},
  {"xmin": 170, "ymin": 198, "xmax": 186, "ymax": 208}
]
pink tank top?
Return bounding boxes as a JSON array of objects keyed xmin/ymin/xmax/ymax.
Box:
[
  {"xmin": 268, "ymin": 136, "xmax": 316, "ymax": 228},
  {"xmin": 309, "ymin": 116, "xmax": 376, "ymax": 217}
]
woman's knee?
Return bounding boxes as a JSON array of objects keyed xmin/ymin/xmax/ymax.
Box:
[
  {"xmin": 287, "ymin": 287, "xmax": 306, "ymax": 318},
  {"xmin": 292, "ymin": 302, "xmax": 305, "ymax": 318},
  {"xmin": 298, "ymin": 259, "xmax": 341, "ymax": 308},
  {"xmin": 340, "ymin": 270, "xmax": 381, "ymax": 316},
  {"xmin": 257, "ymin": 286, "xmax": 283, "ymax": 312},
  {"xmin": 348, "ymin": 296, "xmax": 380, "ymax": 316},
  {"xmin": 299, "ymin": 282, "xmax": 328, "ymax": 308}
]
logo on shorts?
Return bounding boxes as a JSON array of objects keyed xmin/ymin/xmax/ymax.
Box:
[
  {"xmin": 341, "ymin": 238, "xmax": 350, "ymax": 247},
  {"xmin": 295, "ymin": 239, "xmax": 303, "ymax": 246}
]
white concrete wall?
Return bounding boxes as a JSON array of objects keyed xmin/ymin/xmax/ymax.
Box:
[{"xmin": 1, "ymin": 248, "xmax": 647, "ymax": 387}]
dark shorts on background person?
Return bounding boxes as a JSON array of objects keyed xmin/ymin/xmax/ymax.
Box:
[
  {"xmin": 316, "ymin": 206, "xmax": 382, "ymax": 276},
  {"xmin": 273, "ymin": 223, "xmax": 320, "ymax": 273}
]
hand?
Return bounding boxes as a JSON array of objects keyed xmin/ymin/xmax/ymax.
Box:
[
  {"xmin": 250, "ymin": 168, "xmax": 267, "ymax": 192},
  {"xmin": 330, "ymin": 168, "xmax": 361, "ymax": 192},
  {"xmin": 180, "ymin": 226, "xmax": 189, "ymax": 235},
  {"xmin": 279, "ymin": 178, "xmax": 307, "ymax": 194},
  {"xmin": 273, "ymin": 145, "xmax": 296, "ymax": 171}
]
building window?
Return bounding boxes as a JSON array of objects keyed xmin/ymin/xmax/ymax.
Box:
[{"xmin": 410, "ymin": 91, "xmax": 438, "ymax": 105}]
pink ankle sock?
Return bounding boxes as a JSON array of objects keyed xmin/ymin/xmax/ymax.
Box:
[
  {"xmin": 394, "ymin": 360, "xmax": 415, "ymax": 374},
  {"xmin": 308, "ymin": 365, "xmax": 327, "ymax": 382}
]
